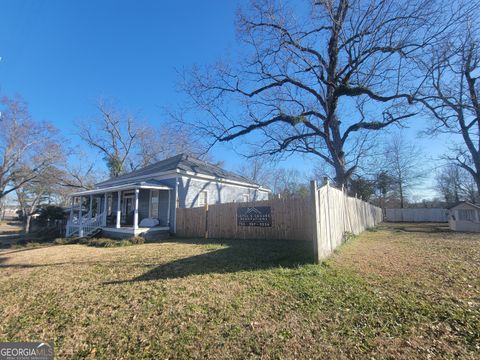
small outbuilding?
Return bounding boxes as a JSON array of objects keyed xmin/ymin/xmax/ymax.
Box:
[{"xmin": 448, "ymin": 202, "xmax": 480, "ymax": 233}]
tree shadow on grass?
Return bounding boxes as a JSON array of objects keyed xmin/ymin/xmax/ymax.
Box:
[
  {"xmin": 0, "ymin": 246, "xmax": 57, "ymax": 268},
  {"xmin": 105, "ymin": 238, "xmax": 314, "ymax": 284}
]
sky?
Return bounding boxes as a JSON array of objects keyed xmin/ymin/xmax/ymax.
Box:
[{"xmin": 0, "ymin": 0, "xmax": 453, "ymax": 199}]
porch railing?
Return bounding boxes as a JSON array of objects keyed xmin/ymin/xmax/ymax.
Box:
[{"xmin": 66, "ymin": 210, "xmax": 106, "ymax": 238}]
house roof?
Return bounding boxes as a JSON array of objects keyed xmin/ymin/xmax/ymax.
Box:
[
  {"xmin": 72, "ymin": 179, "xmax": 172, "ymax": 196},
  {"xmin": 447, "ymin": 201, "xmax": 480, "ymax": 210},
  {"xmin": 96, "ymin": 154, "xmax": 265, "ymax": 189}
]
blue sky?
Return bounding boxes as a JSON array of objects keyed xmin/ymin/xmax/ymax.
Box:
[{"xmin": 0, "ymin": 0, "xmax": 451, "ymax": 198}]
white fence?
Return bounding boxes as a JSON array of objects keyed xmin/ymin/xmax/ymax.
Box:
[
  {"xmin": 385, "ymin": 208, "xmax": 448, "ymax": 223},
  {"xmin": 311, "ymin": 181, "xmax": 383, "ymax": 262}
]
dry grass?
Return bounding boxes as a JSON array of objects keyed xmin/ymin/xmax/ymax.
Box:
[
  {"xmin": 0, "ymin": 221, "xmax": 23, "ymax": 234},
  {"xmin": 0, "ymin": 223, "xmax": 479, "ymax": 359}
]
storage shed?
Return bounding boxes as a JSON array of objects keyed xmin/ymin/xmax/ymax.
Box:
[{"xmin": 448, "ymin": 202, "xmax": 480, "ymax": 233}]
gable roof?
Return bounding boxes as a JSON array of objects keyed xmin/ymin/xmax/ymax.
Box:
[
  {"xmin": 96, "ymin": 153, "xmax": 265, "ymax": 189},
  {"xmin": 447, "ymin": 201, "xmax": 480, "ymax": 210}
]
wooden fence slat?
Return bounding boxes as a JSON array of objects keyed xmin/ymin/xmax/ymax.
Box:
[
  {"xmin": 175, "ymin": 197, "xmax": 314, "ymax": 241},
  {"xmin": 175, "ymin": 182, "xmax": 383, "ymax": 265}
]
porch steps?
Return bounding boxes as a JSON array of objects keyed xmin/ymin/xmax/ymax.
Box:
[{"xmin": 84, "ymin": 228, "xmax": 102, "ymax": 239}]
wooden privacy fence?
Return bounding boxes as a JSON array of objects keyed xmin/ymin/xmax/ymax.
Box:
[
  {"xmin": 385, "ymin": 208, "xmax": 448, "ymax": 222},
  {"xmin": 175, "ymin": 180, "xmax": 383, "ymax": 263},
  {"xmin": 311, "ymin": 181, "xmax": 383, "ymax": 261},
  {"xmin": 176, "ymin": 197, "xmax": 312, "ymax": 241}
]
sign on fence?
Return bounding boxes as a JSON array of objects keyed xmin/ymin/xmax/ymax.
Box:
[{"xmin": 237, "ymin": 206, "xmax": 272, "ymax": 227}]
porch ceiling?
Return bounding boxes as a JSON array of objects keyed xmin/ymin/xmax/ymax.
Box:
[{"xmin": 70, "ymin": 180, "xmax": 172, "ymax": 197}]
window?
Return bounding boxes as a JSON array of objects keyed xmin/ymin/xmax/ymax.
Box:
[
  {"xmin": 243, "ymin": 194, "xmax": 249, "ymax": 202},
  {"xmin": 150, "ymin": 190, "xmax": 159, "ymax": 218},
  {"xmin": 197, "ymin": 191, "xmax": 208, "ymax": 207},
  {"xmin": 458, "ymin": 209, "xmax": 476, "ymax": 221}
]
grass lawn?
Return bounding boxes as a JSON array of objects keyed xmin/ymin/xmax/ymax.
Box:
[{"xmin": 0, "ymin": 223, "xmax": 479, "ymax": 359}]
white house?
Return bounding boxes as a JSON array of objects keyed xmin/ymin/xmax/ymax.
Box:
[
  {"xmin": 448, "ymin": 202, "xmax": 480, "ymax": 233},
  {"xmin": 66, "ymin": 154, "xmax": 270, "ymax": 239}
]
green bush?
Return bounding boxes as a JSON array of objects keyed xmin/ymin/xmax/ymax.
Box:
[
  {"xmin": 37, "ymin": 205, "xmax": 66, "ymax": 225},
  {"xmin": 343, "ymin": 232, "xmax": 357, "ymax": 243}
]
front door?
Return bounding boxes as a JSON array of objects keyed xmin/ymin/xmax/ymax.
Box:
[{"xmin": 122, "ymin": 195, "xmax": 134, "ymax": 225}]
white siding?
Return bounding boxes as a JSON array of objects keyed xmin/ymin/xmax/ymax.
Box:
[{"xmin": 177, "ymin": 177, "xmax": 268, "ymax": 208}]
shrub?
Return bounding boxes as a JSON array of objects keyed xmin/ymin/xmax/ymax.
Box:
[
  {"xmin": 53, "ymin": 237, "xmax": 86, "ymax": 245},
  {"xmin": 53, "ymin": 238, "xmax": 68, "ymax": 245},
  {"xmin": 54, "ymin": 236, "xmax": 144, "ymax": 247},
  {"xmin": 343, "ymin": 232, "xmax": 357, "ymax": 243},
  {"xmin": 37, "ymin": 205, "xmax": 66, "ymax": 225},
  {"xmin": 12, "ymin": 241, "xmax": 42, "ymax": 249},
  {"xmin": 85, "ymin": 238, "xmax": 132, "ymax": 248},
  {"xmin": 36, "ymin": 227, "xmax": 63, "ymax": 242},
  {"xmin": 128, "ymin": 236, "xmax": 145, "ymax": 245}
]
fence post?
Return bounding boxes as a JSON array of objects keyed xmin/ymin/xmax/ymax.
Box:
[
  {"xmin": 205, "ymin": 204, "xmax": 209, "ymax": 239},
  {"xmin": 310, "ymin": 180, "xmax": 321, "ymax": 264}
]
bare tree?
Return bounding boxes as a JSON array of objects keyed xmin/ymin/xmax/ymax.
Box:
[
  {"xmin": 137, "ymin": 123, "xmax": 210, "ymax": 167},
  {"xmin": 81, "ymin": 101, "xmax": 209, "ymax": 175},
  {"xmin": 383, "ymin": 135, "xmax": 426, "ymax": 208},
  {"xmin": 182, "ymin": 0, "xmax": 461, "ymax": 187},
  {"xmin": 270, "ymin": 168, "xmax": 309, "ymax": 198},
  {"xmin": 51, "ymin": 150, "xmax": 105, "ymax": 205},
  {"xmin": 435, "ymin": 163, "xmax": 478, "ymax": 204},
  {"xmin": 79, "ymin": 101, "xmax": 139, "ymax": 177},
  {"xmin": 15, "ymin": 166, "xmax": 62, "ymax": 233},
  {"xmin": 0, "ymin": 96, "xmax": 61, "ymax": 199},
  {"xmin": 58, "ymin": 161, "xmax": 98, "ymax": 191},
  {"xmin": 238, "ymin": 156, "xmax": 275, "ymax": 186},
  {"xmin": 418, "ymin": 22, "xmax": 480, "ymax": 195}
]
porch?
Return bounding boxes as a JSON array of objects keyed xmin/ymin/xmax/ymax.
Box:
[{"xmin": 66, "ymin": 180, "xmax": 173, "ymax": 238}]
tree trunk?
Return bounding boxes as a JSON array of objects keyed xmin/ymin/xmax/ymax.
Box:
[
  {"xmin": 25, "ymin": 215, "xmax": 32, "ymax": 234},
  {"xmin": 399, "ymin": 183, "xmax": 404, "ymax": 208},
  {"xmin": 333, "ymin": 159, "xmax": 347, "ymax": 188},
  {"xmin": 475, "ymin": 176, "xmax": 480, "ymax": 203}
]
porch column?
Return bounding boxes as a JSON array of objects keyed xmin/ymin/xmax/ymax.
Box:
[
  {"xmin": 102, "ymin": 193, "xmax": 108, "ymax": 226},
  {"xmin": 167, "ymin": 190, "xmax": 171, "ymax": 226},
  {"xmin": 89, "ymin": 195, "xmax": 93, "ymax": 217},
  {"xmin": 69, "ymin": 197, "xmax": 74, "ymax": 222},
  {"xmin": 116, "ymin": 191, "xmax": 121, "ymax": 228},
  {"xmin": 96, "ymin": 196, "xmax": 101, "ymax": 215},
  {"xmin": 133, "ymin": 188, "xmax": 139, "ymax": 230},
  {"xmin": 79, "ymin": 196, "xmax": 84, "ymax": 237}
]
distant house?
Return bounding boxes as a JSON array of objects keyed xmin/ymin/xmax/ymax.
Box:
[
  {"xmin": 0, "ymin": 204, "xmax": 19, "ymax": 221},
  {"xmin": 448, "ymin": 202, "xmax": 480, "ymax": 233},
  {"xmin": 66, "ymin": 154, "xmax": 270, "ymax": 239}
]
